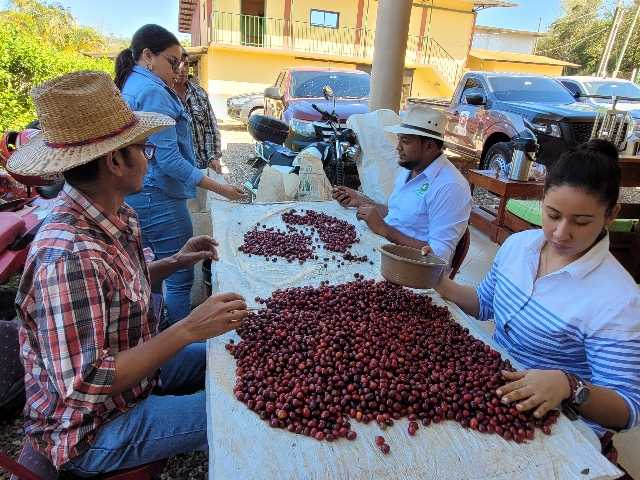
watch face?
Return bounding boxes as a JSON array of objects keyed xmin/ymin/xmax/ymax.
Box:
[{"xmin": 575, "ymin": 385, "xmax": 590, "ymax": 405}]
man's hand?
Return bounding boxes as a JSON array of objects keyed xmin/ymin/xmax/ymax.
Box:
[
  {"xmin": 209, "ymin": 158, "xmax": 223, "ymax": 174},
  {"xmin": 219, "ymin": 184, "xmax": 248, "ymax": 201},
  {"xmin": 332, "ymin": 186, "xmax": 366, "ymax": 208},
  {"xmin": 178, "ymin": 293, "xmax": 248, "ymax": 343},
  {"xmin": 175, "ymin": 235, "xmax": 219, "ymax": 268},
  {"xmin": 497, "ymin": 369, "xmax": 571, "ymax": 419},
  {"xmin": 356, "ymin": 205, "xmax": 388, "ymax": 237}
]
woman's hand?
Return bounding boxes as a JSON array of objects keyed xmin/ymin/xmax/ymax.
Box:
[
  {"xmin": 209, "ymin": 158, "xmax": 223, "ymax": 174},
  {"xmin": 175, "ymin": 235, "xmax": 219, "ymax": 267},
  {"xmin": 218, "ymin": 184, "xmax": 248, "ymax": 201},
  {"xmin": 497, "ymin": 369, "xmax": 571, "ymax": 418}
]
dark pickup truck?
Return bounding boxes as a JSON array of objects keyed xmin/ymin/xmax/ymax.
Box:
[{"xmin": 412, "ymin": 72, "xmax": 601, "ymax": 169}]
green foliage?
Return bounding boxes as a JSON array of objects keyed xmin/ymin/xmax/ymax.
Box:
[
  {"xmin": 537, "ymin": 0, "xmax": 640, "ymax": 78},
  {"xmin": 0, "ymin": 0, "xmax": 114, "ymax": 132}
]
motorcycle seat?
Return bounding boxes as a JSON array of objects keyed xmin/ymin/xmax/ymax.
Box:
[
  {"xmin": 268, "ymin": 150, "xmax": 297, "ymax": 166},
  {"xmin": 0, "ymin": 213, "xmax": 26, "ymax": 252}
]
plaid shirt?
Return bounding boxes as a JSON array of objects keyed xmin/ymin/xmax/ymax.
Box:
[
  {"xmin": 15, "ymin": 184, "xmax": 159, "ymax": 468},
  {"xmin": 184, "ymin": 80, "xmax": 222, "ymax": 168}
]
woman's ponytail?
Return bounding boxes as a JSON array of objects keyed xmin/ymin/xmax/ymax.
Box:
[{"xmin": 115, "ymin": 48, "xmax": 135, "ymax": 91}]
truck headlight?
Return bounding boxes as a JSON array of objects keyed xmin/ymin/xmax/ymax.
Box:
[
  {"xmin": 290, "ymin": 118, "xmax": 317, "ymax": 138},
  {"xmin": 529, "ymin": 121, "xmax": 562, "ymax": 138}
]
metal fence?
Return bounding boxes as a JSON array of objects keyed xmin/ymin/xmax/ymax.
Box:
[{"xmin": 209, "ymin": 11, "xmax": 462, "ymax": 88}]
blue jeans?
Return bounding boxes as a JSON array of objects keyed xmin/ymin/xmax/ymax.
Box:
[
  {"xmin": 63, "ymin": 343, "xmax": 208, "ymax": 477},
  {"xmin": 127, "ymin": 188, "xmax": 193, "ymax": 324}
]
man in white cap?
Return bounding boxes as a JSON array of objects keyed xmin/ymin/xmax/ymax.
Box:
[
  {"xmin": 333, "ymin": 105, "xmax": 471, "ymax": 265},
  {"xmin": 8, "ymin": 72, "xmax": 247, "ymax": 475}
]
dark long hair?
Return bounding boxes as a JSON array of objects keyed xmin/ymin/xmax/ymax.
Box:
[
  {"xmin": 544, "ymin": 139, "xmax": 621, "ymax": 214},
  {"xmin": 114, "ymin": 24, "xmax": 180, "ymax": 90}
]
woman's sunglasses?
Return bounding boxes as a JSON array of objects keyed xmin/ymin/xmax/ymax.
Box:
[{"xmin": 160, "ymin": 54, "xmax": 185, "ymax": 73}]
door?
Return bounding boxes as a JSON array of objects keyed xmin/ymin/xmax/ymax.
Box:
[
  {"xmin": 446, "ymin": 77, "xmax": 486, "ymax": 156},
  {"xmin": 241, "ymin": 0, "xmax": 265, "ymax": 46},
  {"xmin": 265, "ymin": 71, "xmax": 286, "ymax": 119}
]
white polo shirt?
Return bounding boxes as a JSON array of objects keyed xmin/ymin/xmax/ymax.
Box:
[
  {"xmin": 384, "ymin": 153, "xmax": 472, "ymax": 264},
  {"xmin": 477, "ymin": 229, "xmax": 640, "ymax": 435}
]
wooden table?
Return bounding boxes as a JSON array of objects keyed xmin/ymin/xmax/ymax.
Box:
[
  {"xmin": 467, "ymin": 169, "xmax": 543, "ymax": 244},
  {"xmin": 204, "ymin": 199, "xmax": 620, "ymax": 480},
  {"xmin": 620, "ymin": 155, "xmax": 640, "ymax": 187}
]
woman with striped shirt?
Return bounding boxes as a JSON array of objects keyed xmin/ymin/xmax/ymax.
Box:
[{"xmin": 432, "ymin": 140, "xmax": 639, "ymax": 454}]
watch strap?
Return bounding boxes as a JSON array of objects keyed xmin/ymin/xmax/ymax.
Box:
[{"xmin": 563, "ymin": 371, "xmax": 578, "ymax": 403}]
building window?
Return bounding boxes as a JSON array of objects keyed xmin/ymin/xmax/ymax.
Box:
[{"xmin": 310, "ymin": 9, "xmax": 339, "ymax": 28}]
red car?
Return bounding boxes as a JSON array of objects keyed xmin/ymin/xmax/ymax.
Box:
[{"xmin": 264, "ymin": 67, "xmax": 370, "ymax": 151}]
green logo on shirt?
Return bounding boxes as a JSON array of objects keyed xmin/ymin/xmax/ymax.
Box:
[{"xmin": 416, "ymin": 183, "xmax": 429, "ymax": 198}]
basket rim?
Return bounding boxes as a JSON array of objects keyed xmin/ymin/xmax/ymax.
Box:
[{"xmin": 378, "ymin": 244, "xmax": 446, "ymax": 268}]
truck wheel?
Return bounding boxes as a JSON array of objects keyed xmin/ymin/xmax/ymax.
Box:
[
  {"xmin": 247, "ymin": 114, "xmax": 290, "ymax": 144},
  {"xmin": 482, "ymin": 142, "xmax": 513, "ymax": 170}
]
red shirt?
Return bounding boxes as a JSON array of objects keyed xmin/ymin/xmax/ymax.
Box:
[{"xmin": 16, "ymin": 184, "xmax": 159, "ymax": 468}]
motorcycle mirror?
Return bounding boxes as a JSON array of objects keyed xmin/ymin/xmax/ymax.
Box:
[{"xmin": 323, "ymin": 85, "xmax": 334, "ymax": 101}]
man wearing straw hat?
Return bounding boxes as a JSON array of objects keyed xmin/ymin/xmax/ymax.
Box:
[
  {"xmin": 8, "ymin": 71, "xmax": 248, "ymax": 475},
  {"xmin": 333, "ymin": 105, "xmax": 471, "ymax": 265}
]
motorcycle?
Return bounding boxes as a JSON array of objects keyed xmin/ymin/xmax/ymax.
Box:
[
  {"xmin": 244, "ymin": 86, "xmax": 361, "ymax": 196},
  {"xmin": 1, "ymin": 128, "xmax": 63, "ymax": 284}
]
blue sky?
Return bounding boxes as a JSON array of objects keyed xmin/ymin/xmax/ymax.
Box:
[
  {"xmin": 1, "ymin": 0, "xmax": 185, "ymax": 38},
  {"xmin": 477, "ymin": 0, "xmax": 563, "ymax": 32},
  {"xmin": 0, "ymin": 0, "xmax": 612, "ymax": 37}
]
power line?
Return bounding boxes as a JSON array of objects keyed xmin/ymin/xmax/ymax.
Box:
[{"xmin": 536, "ymin": 26, "xmax": 610, "ymax": 55}]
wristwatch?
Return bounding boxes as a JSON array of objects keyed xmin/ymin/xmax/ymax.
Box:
[
  {"xmin": 565, "ymin": 372, "xmax": 591, "ymax": 406},
  {"xmin": 561, "ymin": 372, "xmax": 591, "ymax": 420}
]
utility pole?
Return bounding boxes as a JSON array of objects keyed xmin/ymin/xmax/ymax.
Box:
[
  {"xmin": 533, "ymin": 16, "xmax": 542, "ymax": 54},
  {"xmin": 613, "ymin": 1, "xmax": 640, "ymax": 78},
  {"xmin": 598, "ymin": 0, "xmax": 625, "ymax": 77}
]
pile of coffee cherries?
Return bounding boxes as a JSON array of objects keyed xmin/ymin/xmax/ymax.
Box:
[
  {"xmin": 238, "ymin": 209, "xmax": 369, "ymax": 264},
  {"xmin": 238, "ymin": 227, "xmax": 314, "ymax": 263},
  {"xmin": 282, "ymin": 209, "xmax": 358, "ymax": 253},
  {"xmin": 227, "ymin": 279, "xmax": 559, "ymax": 446}
]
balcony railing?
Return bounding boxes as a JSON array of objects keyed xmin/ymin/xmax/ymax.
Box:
[{"xmin": 209, "ymin": 11, "xmax": 462, "ymax": 88}]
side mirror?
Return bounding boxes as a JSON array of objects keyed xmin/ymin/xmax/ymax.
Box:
[
  {"xmin": 573, "ymin": 91, "xmax": 581, "ymax": 99},
  {"xmin": 322, "ymin": 85, "xmax": 334, "ymax": 100},
  {"xmin": 264, "ymin": 87, "xmax": 283, "ymax": 100},
  {"xmin": 466, "ymin": 93, "xmax": 486, "ymax": 106}
]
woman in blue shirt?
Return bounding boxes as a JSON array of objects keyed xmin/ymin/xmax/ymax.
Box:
[
  {"xmin": 114, "ymin": 25, "xmax": 245, "ymax": 324},
  {"xmin": 432, "ymin": 140, "xmax": 639, "ymax": 457}
]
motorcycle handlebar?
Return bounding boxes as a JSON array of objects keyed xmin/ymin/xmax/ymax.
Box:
[{"xmin": 311, "ymin": 103, "xmax": 339, "ymax": 124}]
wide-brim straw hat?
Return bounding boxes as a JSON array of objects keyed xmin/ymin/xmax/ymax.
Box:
[
  {"xmin": 7, "ymin": 71, "xmax": 175, "ymax": 176},
  {"xmin": 385, "ymin": 104, "xmax": 445, "ymax": 141}
]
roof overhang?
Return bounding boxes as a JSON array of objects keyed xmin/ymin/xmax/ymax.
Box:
[
  {"xmin": 475, "ymin": 25, "xmax": 545, "ymax": 37},
  {"xmin": 179, "ymin": 0, "xmax": 198, "ymax": 33},
  {"xmin": 472, "ymin": 1, "xmax": 518, "ymax": 9},
  {"xmin": 469, "ymin": 48, "xmax": 580, "ymax": 68},
  {"xmin": 82, "ymin": 46, "xmax": 209, "ymax": 60}
]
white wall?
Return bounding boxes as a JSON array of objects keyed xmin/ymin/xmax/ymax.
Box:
[{"xmin": 472, "ymin": 31, "xmax": 538, "ymax": 54}]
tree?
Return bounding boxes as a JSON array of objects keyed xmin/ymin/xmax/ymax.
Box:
[
  {"xmin": 1, "ymin": 0, "xmax": 106, "ymax": 52},
  {"xmin": 537, "ymin": 0, "xmax": 640, "ymax": 78},
  {"xmin": 0, "ymin": 0, "xmax": 113, "ymax": 131}
]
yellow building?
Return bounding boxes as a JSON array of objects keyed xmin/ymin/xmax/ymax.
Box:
[
  {"xmin": 468, "ymin": 48, "xmax": 579, "ymax": 76},
  {"xmin": 178, "ymin": 0, "xmax": 515, "ymax": 117}
]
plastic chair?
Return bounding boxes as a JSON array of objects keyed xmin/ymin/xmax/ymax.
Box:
[
  {"xmin": 449, "ymin": 227, "xmax": 471, "ymax": 280},
  {"xmin": 1, "ymin": 442, "xmax": 167, "ymax": 480}
]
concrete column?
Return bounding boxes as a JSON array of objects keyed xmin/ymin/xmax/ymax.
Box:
[{"xmin": 368, "ymin": 0, "xmax": 412, "ymax": 113}]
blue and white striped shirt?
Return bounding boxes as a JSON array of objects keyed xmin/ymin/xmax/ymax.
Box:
[{"xmin": 476, "ymin": 229, "xmax": 640, "ymax": 435}]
